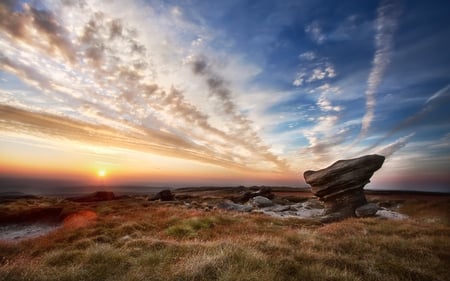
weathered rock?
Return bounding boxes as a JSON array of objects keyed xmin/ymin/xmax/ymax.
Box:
[
  {"xmin": 216, "ymin": 200, "xmax": 253, "ymax": 212},
  {"xmin": 251, "ymin": 196, "xmax": 274, "ymax": 208},
  {"xmin": 355, "ymin": 203, "xmax": 379, "ymax": 217},
  {"xmin": 304, "ymin": 154, "xmax": 385, "ymax": 222},
  {"xmin": 302, "ymin": 199, "xmax": 323, "ymax": 209},
  {"xmin": 237, "ymin": 187, "xmax": 274, "ymax": 203},
  {"xmin": 149, "ymin": 189, "xmax": 174, "ymax": 201}
]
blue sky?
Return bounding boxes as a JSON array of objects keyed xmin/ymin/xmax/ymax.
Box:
[{"xmin": 0, "ymin": 0, "xmax": 449, "ymax": 191}]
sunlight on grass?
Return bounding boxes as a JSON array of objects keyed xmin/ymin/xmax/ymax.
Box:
[{"xmin": 0, "ymin": 198, "xmax": 449, "ymax": 281}]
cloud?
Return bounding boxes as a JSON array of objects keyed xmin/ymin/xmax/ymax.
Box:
[
  {"xmin": 299, "ymin": 51, "xmax": 316, "ymax": 61},
  {"xmin": 0, "ymin": 0, "xmax": 291, "ymax": 173},
  {"xmin": 0, "ymin": 105, "xmax": 262, "ymax": 171},
  {"xmin": 357, "ymin": 83, "xmax": 450, "ymax": 155},
  {"xmin": 292, "ymin": 54, "xmax": 337, "ymax": 87},
  {"xmin": 305, "ymin": 21, "xmax": 326, "ymax": 44},
  {"xmin": 358, "ymin": 0, "xmax": 402, "ymax": 139},
  {"xmin": 377, "ymin": 133, "xmax": 415, "ymax": 158},
  {"xmin": 0, "ymin": 1, "xmax": 76, "ymax": 63},
  {"xmin": 190, "ymin": 57, "xmax": 290, "ymax": 171}
]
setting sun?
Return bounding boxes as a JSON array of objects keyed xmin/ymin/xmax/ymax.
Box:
[{"xmin": 98, "ymin": 169, "xmax": 106, "ymax": 177}]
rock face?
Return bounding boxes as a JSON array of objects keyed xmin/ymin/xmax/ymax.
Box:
[{"xmin": 304, "ymin": 154, "xmax": 385, "ymax": 222}]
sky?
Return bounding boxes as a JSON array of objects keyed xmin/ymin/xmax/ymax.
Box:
[{"xmin": 0, "ymin": 0, "xmax": 449, "ymax": 192}]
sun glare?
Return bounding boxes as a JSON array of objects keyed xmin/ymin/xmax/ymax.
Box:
[{"xmin": 98, "ymin": 169, "xmax": 106, "ymax": 177}]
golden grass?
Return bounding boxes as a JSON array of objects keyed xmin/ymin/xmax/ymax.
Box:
[{"xmin": 0, "ymin": 198, "xmax": 449, "ymax": 281}]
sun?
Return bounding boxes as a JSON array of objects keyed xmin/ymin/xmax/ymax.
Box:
[{"xmin": 98, "ymin": 169, "xmax": 106, "ymax": 177}]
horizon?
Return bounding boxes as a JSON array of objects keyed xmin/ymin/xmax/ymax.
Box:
[{"xmin": 1, "ymin": 0, "xmax": 449, "ymax": 193}]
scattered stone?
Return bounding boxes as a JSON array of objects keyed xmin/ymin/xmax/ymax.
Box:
[
  {"xmin": 355, "ymin": 203, "xmax": 379, "ymax": 217},
  {"xmin": 270, "ymin": 205, "xmax": 291, "ymax": 212},
  {"xmin": 376, "ymin": 208, "xmax": 409, "ymax": 220},
  {"xmin": 304, "ymin": 154, "xmax": 385, "ymax": 222},
  {"xmin": 216, "ymin": 200, "xmax": 253, "ymax": 212},
  {"xmin": 149, "ymin": 189, "xmax": 174, "ymax": 201},
  {"xmin": 251, "ymin": 196, "xmax": 274, "ymax": 208}
]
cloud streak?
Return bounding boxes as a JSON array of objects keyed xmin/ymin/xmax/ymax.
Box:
[{"xmin": 358, "ymin": 0, "xmax": 402, "ymax": 139}]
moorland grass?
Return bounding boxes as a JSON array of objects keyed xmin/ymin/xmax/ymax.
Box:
[{"xmin": 0, "ymin": 198, "xmax": 449, "ymax": 281}]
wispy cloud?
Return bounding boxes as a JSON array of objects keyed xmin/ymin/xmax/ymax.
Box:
[
  {"xmin": 376, "ymin": 133, "xmax": 415, "ymax": 157},
  {"xmin": 305, "ymin": 21, "xmax": 326, "ymax": 44},
  {"xmin": 0, "ymin": 0, "xmax": 291, "ymax": 173},
  {"xmin": 358, "ymin": 0, "xmax": 402, "ymax": 139},
  {"xmin": 358, "ymin": 84, "xmax": 450, "ymax": 155}
]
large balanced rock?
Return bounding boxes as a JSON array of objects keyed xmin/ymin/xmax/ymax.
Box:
[{"xmin": 303, "ymin": 154, "xmax": 385, "ymax": 222}]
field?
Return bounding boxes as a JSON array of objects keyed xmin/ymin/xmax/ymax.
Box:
[{"xmin": 0, "ymin": 191, "xmax": 449, "ymax": 281}]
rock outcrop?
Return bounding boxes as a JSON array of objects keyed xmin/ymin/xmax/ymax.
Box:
[{"xmin": 304, "ymin": 154, "xmax": 385, "ymax": 222}]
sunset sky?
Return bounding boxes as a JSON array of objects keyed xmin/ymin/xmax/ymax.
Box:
[{"xmin": 0, "ymin": 0, "xmax": 449, "ymax": 191}]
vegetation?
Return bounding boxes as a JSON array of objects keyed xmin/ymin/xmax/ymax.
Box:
[{"xmin": 0, "ymin": 197, "xmax": 449, "ymax": 281}]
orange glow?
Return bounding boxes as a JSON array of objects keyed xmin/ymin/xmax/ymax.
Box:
[{"xmin": 98, "ymin": 169, "xmax": 106, "ymax": 177}]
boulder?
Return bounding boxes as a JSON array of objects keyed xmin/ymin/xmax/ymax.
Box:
[
  {"xmin": 237, "ymin": 187, "xmax": 274, "ymax": 203},
  {"xmin": 149, "ymin": 189, "xmax": 174, "ymax": 201},
  {"xmin": 216, "ymin": 200, "xmax": 253, "ymax": 212},
  {"xmin": 304, "ymin": 154, "xmax": 385, "ymax": 222},
  {"xmin": 251, "ymin": 196, "xmax": 274, "ymax": 208},
  {"xmin": 355, "ymin": 203, "xmax": 379, "ymax": 217}
]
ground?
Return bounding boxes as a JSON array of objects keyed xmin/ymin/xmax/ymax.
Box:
[{"xmin": 0, "ymin": 190, "xmax": 449, "ymax": 281}]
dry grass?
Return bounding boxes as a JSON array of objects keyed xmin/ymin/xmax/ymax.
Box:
[{"xmin": 0, "ymin": 198, "xmax": 449, "ymax": 281}]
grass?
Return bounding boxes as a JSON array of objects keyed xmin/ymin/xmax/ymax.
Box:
[{"xmin": 0, "ymin": 197, "xmax": 449, "ymax": 281}]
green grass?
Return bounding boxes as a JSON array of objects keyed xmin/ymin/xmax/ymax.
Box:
[{"xmin": 0, "ymin": 198, "xmax": 449, "ymax": 281}]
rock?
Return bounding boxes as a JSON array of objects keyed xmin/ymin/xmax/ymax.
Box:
[
  {"xmin": 270, "ymin": 205, "xmax": 291, "ymax": 212},
  {"xmin": 236, "ymin": 187, "xmax": 274, "ymax": 203},
  {"xmin": 355, "ymin": 203, "xmax": 379, "ymax": 217},
  {"xmin": 251, "ymin": 196, "xmax": 274, "ymax": 208},
  {"xmin": 302, "ymin": 199, "xmax": 323, "ymax": 209},
  {"xmin": 149, "ymin": 189, "xmax": 174, "ymax": 201},
  {"xmin": 304, "ymin": 154, "xmax": 385, "ymax": 222},
  {"xmin": 376, "ymin": 208, "xmax": 408, "ymax": 220},
  {"xmin": 216, "ymin": 200, "xmax": 253, "ymax": 212},
  {"xmin": 68, "ymin": 191, "xmax": 116, "ymax": 202}
]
